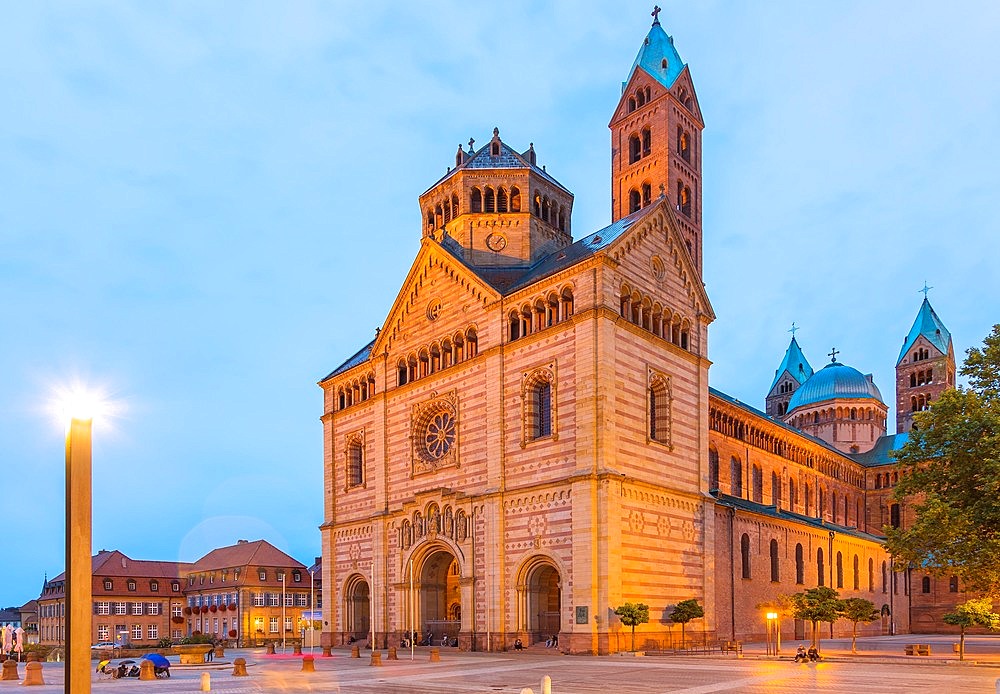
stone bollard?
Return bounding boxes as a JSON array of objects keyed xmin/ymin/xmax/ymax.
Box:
[
  {"xmin": 139, "ymin": 659, "xmax": 156, "ymax": 681},
  {"xmin": 520, "ymin": 689, "xmax": 535, "ymax": 694},
  {"xmin": 351, "ymin": 645, "xmax": 360, "ymax": 658},
  {"xmin": 1, "ymin": 659, "xmax": 18, "ymax": 681},
  {"xmin": 23, "ymin": 661, "xmax": 44, "ymax": 686},
  {"xmin": 265, "ymin": 642, "xmax": 275, "ymax": 655},
  {"xmin": 293, "ymin": 643, "xmax": 302, "ymax": 655},
  {"xmin": 429, "ymin": 647, "xmax": 441, "ymax": 663},
  {"xmin": 200, "ymin": 671, "xmax": 211, "ymax": 691},
  {"xmin": 322, "ymin": 645, "xmax": 332, "ymax": 657},
  {"xmin": 232, "ymin": 657, "xmax": 248, "ymax": 677},
  {"xmin": 302, "ymin": 655, "xmax": 315, "ymax": 672},
  {"xmin": 214, "ymin": 645, "xmax": 225, "ymax": 659},
  {"xmin": 541, "ymin": 674, "xmax": 552, "ymax": 694},
  {"xmin": 369, "ymin": 651, "xmax": 382, "ymax": 666},
  {"xmin": 387, "ymin": 647, "xmax": 398, "ymax": 660},
  {"xmin": 26, "ymin": 652, "xmax": 40, "ymax": 663}
]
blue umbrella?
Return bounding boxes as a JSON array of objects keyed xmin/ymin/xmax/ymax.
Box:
[{"xmin": 142, "ymin": 653, "xmax": 170, "ymax": 669}]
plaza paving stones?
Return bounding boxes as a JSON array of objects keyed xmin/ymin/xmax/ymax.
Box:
[{"xmin": 3, "ymin": 636, "xmax": 999, "ymax": 693}]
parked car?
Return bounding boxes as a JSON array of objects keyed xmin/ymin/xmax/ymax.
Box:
[{"xmin": 91, "ymin": 642, "xmax": 117, "ymax": 650}]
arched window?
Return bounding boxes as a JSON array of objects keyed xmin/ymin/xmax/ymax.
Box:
[
  {"xmin": 772, "ymin": 471, "xmax": 781, "ymax": 506},
  {"xmin": 465, "ymin": 327, "xmax": 478, "ymax": 357},
  {"xmin": 347, "ymin": 438, "xmax": 363, "ymax": 488},
  {"xmin": 805, "ymin": 483, "xmax": 811, "ymax": 515},
  {"xmin": 731, "ymin": 456, "xmax": 743, "ymax": 497},
  {"xmin": 852, "ymin": 555, "xmax": 860, "ymax": 590},
  {"xmin": 471, "ymin": 188, "xmax": 483, "ymax": 213},
  {"xmin": 641, "ymin": 127, "xmax": 651, "ymax": 156},
  {"xmin": 641, "ymin": 182, "xmax": 651, "ymax": 207},
  {"xmin": 890, "ymin": 503, "xmax": 901, "ymax": 528},
  {"xmin": 881, "ymin": 561, "xmax": 887, "ymax": 594},
  {"xmin": 795, "ymin": 543, "xmax": 804, "ymax": 584},
  {"xmin": 542, "ymin": 196, "xmax": 551, "ymax": 223},
  {"xmin": 678, "ymin": 128, "xmax": 691, "ymax": 162},
  {"xmin": 628, "ymin": 97, "xmax": 636, "ymax": 112},
  {"xmin": 816, "ymin": 548, "xmax": 826, "ymax": 586},
  {"xmin": 752, "ymin": 465, "xmax": 763, "ymax": 503},
  {"xmin": 676, "ymin": 181, "xmax": 692, "ymax": 216},
  {"xmin": 835, "ymin": 552, "xmax": 843, "ymax": 588},
  {"xmin": 560, "ymin": 287, "xmax": 574, "ymax": 320},
  {"xmin": 508, "ymin": 310, "xmax": 521, "ymax": 341},
  {"xmin": 629, "ymin": 188, "xmax": 641, "ymax": 213},
  {"xmin": 708, "ymin": 448, "xmax": 719, "ymax": 492},
  {"xmin": 770, "ymin": 539, "xmax": 779, "ymax": 582},
  {"xmin": 484, "ymin": 187, "xmax": 496, "ymax": 213},
  {"xmin": 497, "ymin": 187, "xmax": 508, "ymax": 212},
  {"xmin": 629, "ymin": 134, "xmax": 641, "ymax": 164},
  {"xmin": 451, "ymin": 193, "xmax": 459, "ymax": 216},
  {"xmin": 531, "ymin": 381, "xmax": 551, "ymax": 439},
  {"xmin": 533, "ymin": 193, "xmax": 541, "ymax": 216},
  {"xmin": 949, "ymin": 576, "xmax": 959, "ymax": 593},
  {"xmin": 921, "ymin": 576, "xmax": 931, "ymax": 593},
  {"xmin": 788, "ymin": 478, "xmax": 797, "ymax": 510},
  {"xmin": 740, "ymin": 533, "xmax": 751, "ymax": 579},
  {"xmin": 426, "ymin": 208, "xmax": 435, "ymax": 229},
  {"xmin": 868, "ymin": 558, "xmax": 874, "ymax": 592},
  {"xmin": 648, "ymin": 375, "xmax": 670, "ymax": 443},
  {"xmin": 510, "ymin": 187, "xmax": 521, "ymax": 212}
]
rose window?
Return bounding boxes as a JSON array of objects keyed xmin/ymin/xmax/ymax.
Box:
[{"xmin": 423, "ymin": 411, "xmax": 456, "ymax": 460}]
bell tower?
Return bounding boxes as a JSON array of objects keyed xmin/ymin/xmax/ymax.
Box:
[
  {"xmin": 609, "ymin": 7, "xmax": 705, "ymax": 275},
  {"xmin": 895, "ymin": 293, "xmax": 955, "ymax": 433}
]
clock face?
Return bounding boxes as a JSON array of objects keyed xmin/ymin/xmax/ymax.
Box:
[{"xmin": 486, "ymin": 233, "xmax": 507, "ymax": 251}]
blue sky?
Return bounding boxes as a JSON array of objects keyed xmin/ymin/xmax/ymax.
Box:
[{"xmin": 2, "ymin": 1, "xmax": 998, "ymax": 605}]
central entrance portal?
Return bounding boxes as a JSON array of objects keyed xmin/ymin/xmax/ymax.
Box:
[
  {"xmin": 344, "ymin": 574, "xmax": 370, "ymax": 644},
  {"xmin": 419, "ymin": 549, "xmax": 461, "ymax": 645},
  {"xmin": 527, "ymin": 562, "xmax": 560, "ymax": 644}
]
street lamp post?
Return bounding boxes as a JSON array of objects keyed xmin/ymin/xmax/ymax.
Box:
[
  {"xmin": 65, "ymin": 412, "xmax": 93, "ymax": 694},
  {"xmin": 309, "ymin": 569, "xmax": 315, "ymax": 653},
  {"xmin": 765, "ymin": 612, "xmax": 778, "ymax": 656}
]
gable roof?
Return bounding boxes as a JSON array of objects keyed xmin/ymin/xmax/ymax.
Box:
[
  {"xmin": 189, "ymin": 539, "xmax": 304, "ymax": 573},
  {"xmin": 768, "ymin": 336, "xmax": 814, "ymax": 392},
  {"xmin": 897, "ymin": 298, "xmax": 952, "ymax": 365},
  {"xmin": 852, "ymin": 432, "xmax": 909, "ymax": 467},
  {"xmin": 323, "ymin": 339, "xmax": 375, "ymax": 381},
  {"xmin": 46, "ymin": 550, "xmax": 191, "ymax": 584}
]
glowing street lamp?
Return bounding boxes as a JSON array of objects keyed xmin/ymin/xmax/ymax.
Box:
[
  {"xmin": 61, "ymin": 388, "xmax": 101, "ymax": 694},
  {"xmin": 766, "ymin": 612, "xmax": 779, "ymax": 656}
]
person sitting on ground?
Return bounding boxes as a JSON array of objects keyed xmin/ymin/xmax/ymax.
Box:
[
  {"xmin": 348, "ymin": 635, "xmax": 356, "ymax": 645},
  {"xmin": 514, "ymin": 638, "xmax": 523, "ymax": 651},
  {"xmin": 794, "ymin": 645, "xmax": 808, "ymax": 662},
  {"xmin": 807, "ymin": 645, "xmax": 820, "ymax": 662},
  {"xmin": 551, "ymin": 634, "xmax": 558, "ymax": 648},
  {"xmin": 545, "ymin": 635, "xmax": 553, "ymax": 648}
]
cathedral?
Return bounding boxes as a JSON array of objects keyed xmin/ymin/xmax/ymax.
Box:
[{"xmin": 318, "ymin": 12, "xmax": 964, "ymax": 654}]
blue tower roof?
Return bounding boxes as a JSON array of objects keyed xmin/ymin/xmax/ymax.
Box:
[
  {"xmin": 897, "ymin": 298, "xmax": 952, "ymax": 365},
  {"xmin": 769, "ymin": 336, "xmax": 814, "ymax": 392},
  {"xmin": 625, "ymin": 16, "xmax": 686, "ymax": 91},
  {"xmin": 786, "ymin": 361, "xmax": 884, "ymax": 412}
]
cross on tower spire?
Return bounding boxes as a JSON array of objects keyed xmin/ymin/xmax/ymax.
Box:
[
  {"xmin": 651, "ymin": 5, "xmax": 662, "ymax": 25},
  {"xmin": 828, "ymin": 347, "xmax": 839, "ymax": 363},
  {"xmin": 789, "ymin": 322, "xmax": 799, "ymax": 338},
  {"xmin": 920, "ymin": 281, "xmax": 933, "ymax": 299}
]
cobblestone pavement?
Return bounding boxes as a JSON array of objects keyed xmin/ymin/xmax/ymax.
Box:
[{"xmin": 2, "ymin": 635, "xmax": 998, "ymax": 693}]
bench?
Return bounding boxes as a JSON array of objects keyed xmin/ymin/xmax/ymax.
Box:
[
  {"xmin": 720, "ymin": 641, "xmax": 742, "ymax": 654},
  {"xmin": 904, "ymin": 644, "xmax": 931, "ymax": 656}
]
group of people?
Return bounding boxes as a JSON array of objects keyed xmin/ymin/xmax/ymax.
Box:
[
  {"xmin": 793, "ymin": 644, "xmax": 820, "ymax": 663},
  {"xmin": 512, "ymin": 635, "xmax": 559, "ymax": 651},
  {"xmin": 396, "ymin": 632, "xmax": 458, "ymax": 648}
]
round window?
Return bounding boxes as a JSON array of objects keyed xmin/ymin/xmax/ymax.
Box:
[{"xmin": 423, "ymin": 411, "xmax": 456, "ymax": 460}]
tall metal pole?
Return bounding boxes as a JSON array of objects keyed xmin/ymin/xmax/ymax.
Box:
[
  {"xmin": 281, "ymin": 572, "xmax": 286, "ymax": 653},
  {"xmin": 66, "ymin": 416, "xmax": 93, "ymax": 694},
  {"xmin": 409, "ymin": 558, "xmax": 414, "ymax": 661},
  {"xmin": 309, "ymin": 569, "xmax": 315, "ymax": 652}
]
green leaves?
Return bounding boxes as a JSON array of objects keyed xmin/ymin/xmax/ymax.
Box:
[
  {"xmin": 888, "ymin": 325, "xmax": 1000, "ymax": 597},
  {"xmin": 669, "ymin": 598, "xmax": 704, "ymax": 624},
  {"xmin": 942, "ymin": 598, "xmax": 999, "ymax": 630},
  {"xmin": 613, "ymin": 602, "xmax": 650, "ymax": 628}
]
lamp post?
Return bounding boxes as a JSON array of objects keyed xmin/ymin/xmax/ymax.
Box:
[
  {"xmin": 309, "ymin": 568, "xmax": 315, "ymax": 653},
  {"xmin": 766, "ymin": 612, "xmax": 778, "ymax": 656},
  {"xmin": 280, "ymin": 571, "xmax": 286, "ymax": 654},
  {"xmin": 65, "ymin": 408, "xmax": 93, "ymax": 694}
]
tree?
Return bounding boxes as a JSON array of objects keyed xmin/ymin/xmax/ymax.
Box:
[
  {"xmin": 789, "ymin": 587, "xmax": 842, "ymax": 650},
  {"xmin": 669, "ymin": 599, "xmax": 704, "ymax": 648},
  {"xmin": 613, "ymin": 602, "xmax": 649, "ymax": 652},
  {"xmin": 942, "ymin": 598, "xmax": 999, "ymax": 661},
  {"xmin": 840, "ymin": 598, "xmax": 879, "ymax": 654},
  {"xmin": 887, "ymin": 325, "xmax": 1000, "ymax": 597}
]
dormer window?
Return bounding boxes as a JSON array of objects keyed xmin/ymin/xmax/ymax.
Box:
[
  {"xmin": 127, "ymin": 580, "xmax": 136, "ymax": 592},
  {"xmin": 491, "ymin": 142, "xmax": 500, "ymax": 156},
  {"xmin": 661, "ymin": 58, "xmax": 667, "ymax": 69},
  {"xmin": 104, "ymin": 580, "xmax": 113, "ymax": 591},
  {"xmin": 150, "ymin": 580, "xmax": 159, "ymax": 592}
]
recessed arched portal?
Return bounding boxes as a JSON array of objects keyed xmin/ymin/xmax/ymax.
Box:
[
  {"xmin": 519, "ymin": 557, "xmax": 561, "ymax": 645},
  {"xmin": 344, "ymin": 574, "xmax": 370, "ymax": 643},
  {"xmin": 419, "ymin": 548, "xmax": 461, "ymax": 645}
]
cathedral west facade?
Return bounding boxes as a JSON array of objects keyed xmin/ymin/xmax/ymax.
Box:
[{"xmin": 318, "ymin": 13, "xmax": 965, "ymax": 654}]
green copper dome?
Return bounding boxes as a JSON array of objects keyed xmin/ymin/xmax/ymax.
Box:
[{"xmin": 786, "ymin": 361, "xmax": 884, "ymax": 412}]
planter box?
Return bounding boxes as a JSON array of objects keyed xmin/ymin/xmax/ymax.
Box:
[{"xmin": 173, "ymin": 644, "xmax": 213, "ymax": 665}]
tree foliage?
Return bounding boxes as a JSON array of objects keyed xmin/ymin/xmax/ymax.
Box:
[
  {"xmin": 669, "ymin": 599, "xmax": 704, "ymax": 647},
  {"xmin": 788, "ymin": 587, "xmax": 842, "ymax": 648},
  {"xmin": 840, "ymin": 597, "xmax": 879, "ymax": 653},
  {"xmin": 887, "ymin": 324, "xmax": 1000, "ymax": 597},
  {"xmin": 614, "ymin": 602, "xmax": 649, "ymax": 652},
  {"xmin": 943, "ymin": 598, "xmax": 999, "ymax": 660}
]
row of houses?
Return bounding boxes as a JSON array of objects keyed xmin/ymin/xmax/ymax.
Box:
[{"xmin": 34, "ymin": 539, "xmax": 322, "ymax": 648}]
